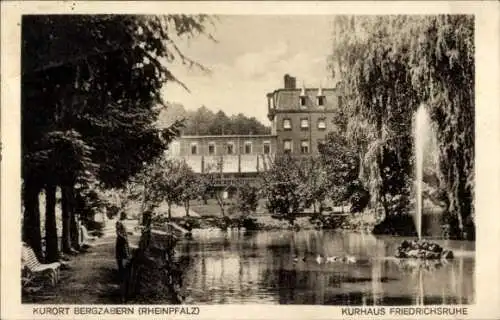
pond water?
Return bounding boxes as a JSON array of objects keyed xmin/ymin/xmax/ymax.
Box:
[{"xmin": 175, "ymin": 229, "xmax": 475, "ymax": 305}]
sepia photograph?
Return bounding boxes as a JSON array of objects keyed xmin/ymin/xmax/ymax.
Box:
[
  {"xmin": 18, "ymin": 13, "xmax": 476, "ymax": 306},
  {"xmin": 2, "ymin": 1, "xmax": 500, "ymax": 319}
]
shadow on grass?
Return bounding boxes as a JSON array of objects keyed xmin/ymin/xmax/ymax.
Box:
[{"xmin": 95, "ymin": 266, "xmax": 123, "ymax": 303}]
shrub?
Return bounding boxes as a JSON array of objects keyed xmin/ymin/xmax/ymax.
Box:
[
  {"xmin": 309, "ymin": 213, "xmax": 347, "ymax": 230},
  {"xmin": 240, "ymin": 217, "xmax": 259, "ymax": 230},
  {"xmin": 372, "ymin": 213, "xmax": 418, "ymax": 236}
]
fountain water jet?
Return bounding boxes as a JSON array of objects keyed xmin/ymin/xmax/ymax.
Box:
[
  {"xmin": 394, "ymin": 104, "xmax": 454, "ymax": 260},
  {"xmin": 414, "ymin": 104, "xmax": 433, "ymax": 239}
]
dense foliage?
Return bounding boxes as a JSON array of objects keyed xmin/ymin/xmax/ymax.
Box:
[
  {"xmin": 328, "ymin": 15, "xmax": 474, "ymax": 239},
  {"xmin": 262, "ymin": 155, "xmax": 311, "ymax": 225},
  {"xmin": 22, "ymin": 14, "xmax": 214, "ymax": 260},
  {"xmin": 129, "ymin": 157, "xmax": 201, "ymax": 218},
  {"xmin": 236, "ymin": 182, "xmax": 260, "ymax": 215},
  {"xmin": 159, "ymin": 104, "xmax": 271, "ymax": 135},
  {"xmin": 297, "ymin": 157, "xmax": 329, "ymax": 214},
  {"xmin": 318, "ymin": 128, "xmax": 367, "ymax": 212}
]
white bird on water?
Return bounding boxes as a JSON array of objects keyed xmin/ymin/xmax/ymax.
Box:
[
  {"xmin": 295, "ymin": 254, "xmax": 357, "ymax": 265},
  {"xmin": 345, "ymin": 255, "xmax": 357, "ymax": 263},
  {"xmin": 315, "ymin": 254, "xmax": 324, "ymax": 264},
  {"xmin": 324, "ymin": 255, "xmax": 357, "ymax": 264},
  {"xmin": 326, "ymin": 256, "xmax": 339, "ymax": 263}
]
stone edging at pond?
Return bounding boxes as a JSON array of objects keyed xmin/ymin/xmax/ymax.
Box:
[
  {"xmin": 152, "ymin": 213, "xmax": 376, "ymax": 232},
  {"xmin": 150, "ymin": 212, "xmax": 467, "ymax": 239}
]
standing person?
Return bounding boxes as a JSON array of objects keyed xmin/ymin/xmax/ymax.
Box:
[
  {"xmin": 115, "ymin": 220, "xmax": 130, "ymax": 280},
  {"xmin": 115, "ymin": 220, "xmax": 131, "ymax": 303}
]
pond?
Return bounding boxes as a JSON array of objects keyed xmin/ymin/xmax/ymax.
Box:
[{"xmin": 174, "ymin": 229, "xmax": 475, "ymax": 305}]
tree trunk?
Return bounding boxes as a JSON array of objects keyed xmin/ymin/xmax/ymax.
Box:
[
  {"xmin": 142, "ymin": 211, "xmax": 152, "ymax": 228},
  {"xmin": 185, "ymin": 200, "xmax": 190, "ymax": 217},
  {"xmin": 70, "ymin": 212, "xmax": 80, "ymax": 250},
  {"xmin": 455, "ymin": 199, "xmax": 464, "ymax": 240},
  {"xmin": 168, "ymin": 203, "xmax": 172, "ymax": 219},
  {"xmin": 61, "ymin": 185, "xmax": 73, "ymax": 253},
  {"xmin": 44, "ymin": 185, "xmax": 60, "ymax": 262},
  {"xmin": 66, "ymin": 185, "xmax": 81, "ymax": 250},
  {"xmin": 23, "ymin": 181, "xmax": 43, "ymax": 260},
  {"xmin": 377, "ymin": 149, "xmax": 389, "ymax": 217},
  {"xmin": 216, "ymin": 193, "xmax": 225, "ymax": 217}
]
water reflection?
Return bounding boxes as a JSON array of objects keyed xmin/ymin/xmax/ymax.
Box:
[{"xmin": 175, "ymin": 230, "xmax": 475, "ymax": 305}]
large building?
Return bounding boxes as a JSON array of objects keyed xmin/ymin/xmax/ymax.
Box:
[
  {"xmin": 168, "ymin": 134, "xmax": 276, "ymax": 176},
  {"xmin": 267, "ymin": 74, "xmax": 341, "ymax": 155},
  {"xmin": 166, "ymin": 74, "xmax": 340, "ymax": 186}
]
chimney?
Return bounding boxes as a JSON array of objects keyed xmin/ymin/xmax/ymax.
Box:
[{"xmin": 284, "ymin": 74, "xmax": 296, "ymax": 89}]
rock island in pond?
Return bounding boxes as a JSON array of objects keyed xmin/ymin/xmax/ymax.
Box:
[{"xmin": 395, "ymin": 239, "xmax": 454, "ymax": 260}]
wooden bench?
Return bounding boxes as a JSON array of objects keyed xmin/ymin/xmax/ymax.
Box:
[{"xmin": 21, "ymin": 244, "xmax": 61, "ymax": 287}]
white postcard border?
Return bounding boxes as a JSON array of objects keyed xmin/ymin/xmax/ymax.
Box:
[{"xmin": 2, "ymin": 1, "xmax": 499, "ymax": 319}]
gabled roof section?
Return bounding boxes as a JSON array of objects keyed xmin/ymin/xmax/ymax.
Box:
[{"xmin": 272, "ymin": 87, "xmax": 339, "ymax": 111}]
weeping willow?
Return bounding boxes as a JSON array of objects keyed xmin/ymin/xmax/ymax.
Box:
[{"xmin": 329, "ymin": 15, "xmax": 474, "ymax": 239}]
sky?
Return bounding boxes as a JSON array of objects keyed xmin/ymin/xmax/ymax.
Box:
[{"xmin": 162, "ymin": 15, "xmax": 337, "ymax": 125}]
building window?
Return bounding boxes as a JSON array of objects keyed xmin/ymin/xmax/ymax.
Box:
[
  {"xmin": 283, "ymin": 140, "xmax": 292, "ymax": 153},
  {"xmin": 318, "ymin": 118, "xmax": 326, "ymax": 130},
  {"xmin": 301, "ymin": 140, "xmax": 310, "ymax": 154},
  {"xmin": 244, "ymin": 141, "xmax": 252, "ymax": 154},
  {"xmin": 300, "ymin": 96, "xmax": 307, "ymax": 108},
  {"xmin": 208, "ymin": 142, "xmax": 215, "ymax": 155},
  {"xmin": 263, "ymin": 142, "xmax": 271, "ymax": 154},
  {"xmin": 190, "ymin": 143, "xmax": 198, "ymax": 155},
  {"xmin": 226, "ymin": 142, "xmax": 234, "ymax": 155},
  {"xmin": 318, "ymin": 96, "xmax": 325, "ymax": 106},
  {"xmin": 283, "ymin": 118, "xmax": 292, "ymax": 130},
  {"xmin": 300, "ymin": 118, "xmax": 309, "ymax": 130}
]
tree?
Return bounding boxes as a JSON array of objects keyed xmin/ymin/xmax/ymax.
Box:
[
  {"xmin": 22, "ymin": 130, "xmax": 97, "ymax": 257},
  {"xmin": 262, "ymin": 155, "xmax": 305, "ymax": 225},
  {"xmin": 165, "ymin": 106, "xmax": 271, "ymax": 135},
  {"xmin": 329, "ymin": 16, "xmax": 474, "ymax": 239},
  {"xmin": 297, "ymin": 157, "xmax": 329, "ymax": 215},
  {"xmin": 229, "ymin": 113, "xmax": 271, "ymax": 135},
  {"xmin": 156, "ymin": 102, "xmax": 189, "ymax": 129},
  {"xmin": 319, "ymin": 130, "xmax": 365, "ymax": 212},
  {"xmin": 188, "ymin": 105, "xmax": 215, "ymax": 135},
  {"xmin": 135, "ymin": 158, "xmax": 188, "ymax": 218},
  {"xmin": 236, "ymin": 182, "xmax": 260, "ymax": 216},
  {"xmin": 208, "ymin": 110, "xmax": 231, "ymax": 135},
  {"xmin": 200, "ymin": 159, "xmax": 228, "ymax": 217},
  {"xmin": 21, "ymin": 14, "xmax": 215, "ymax": 259},
  {"xmin": 177, "ymin": 163, "xmax": 203, "ymax": 217}
]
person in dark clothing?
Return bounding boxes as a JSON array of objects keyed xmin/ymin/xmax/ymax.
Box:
[
  {"xmin": 116, "ymin": 220, "xmax": 132, "ymax": 303},
  {"xmin": 115, "ymin": 220, "xmax": 130, "ymax": 280}
]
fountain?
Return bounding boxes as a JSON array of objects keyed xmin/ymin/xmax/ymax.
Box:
[
  {"xmin": 396, "ymin": 104, "xmax": 454, "ymax": 260},
  {"xmin": 414, "ymin": 104, "xmax": 431, "ymax": 240}
]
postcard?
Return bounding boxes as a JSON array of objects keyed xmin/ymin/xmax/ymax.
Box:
[{"xmin": 1, "ymin": 1, "xmax": 499, "ymax": 319}]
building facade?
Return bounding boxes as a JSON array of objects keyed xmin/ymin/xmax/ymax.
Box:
[
  {"xmin": 166, "ymin": 135, "xmax": 276, "ymax": 186},
  {"xmin": 166, "ymin": 74, "xmax": 339, "ymax": 185},
  {"xmin": 267, "ymin": 74, "xmax": 341, "ymax": 155}
]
